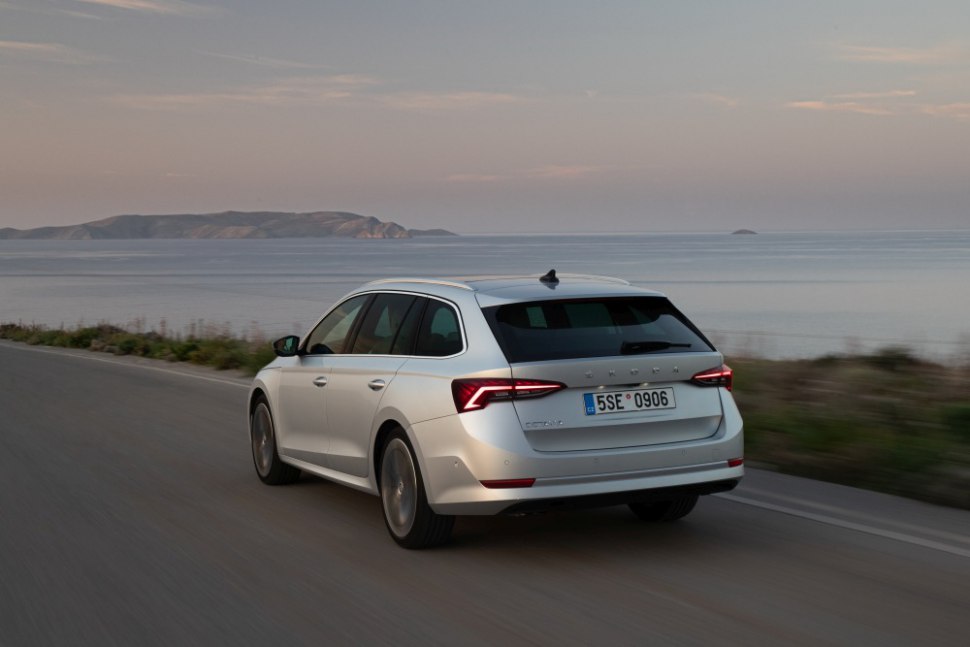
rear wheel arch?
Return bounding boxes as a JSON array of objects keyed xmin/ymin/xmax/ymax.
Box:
[
  {"xmin": 378, "ymin": 427, "xmax": 454, "ymax": 548},
  {"xmin": 373, "ymin": 418, "xmax": 408, "ymax": 483}
]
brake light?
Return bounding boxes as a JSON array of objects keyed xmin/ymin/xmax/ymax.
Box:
[
  {"xmin": 451, "ymin": 378, "xmax": 566, "ymax": 412},
  {"xmin": 691, "ymin": 364, "xmax": 733, "ymax": 391}
]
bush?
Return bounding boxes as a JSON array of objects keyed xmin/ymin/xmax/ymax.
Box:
[
  {"xmin": 942, "ymin": 404, "xmax": 970, "ymax": 442},
  {"xmin": 244, "ymin": 345, "xmax": 277, "ymax": 374},
  {"xmin": 864, "ymin": 346, "xmax": 918, "ymax": 372},
  {"xmin": 185, "ymin": 337, "xmax": 248, "ymax": 370},
  {"xmin": 0, "ymin": 321, "xmax": 272, "ymax": 375},
  {"xmin": 732, "ymin": 350, "xmax": 970, "ymax": 509}
]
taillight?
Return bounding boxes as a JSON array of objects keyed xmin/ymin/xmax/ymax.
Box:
[
  {"xmin": 451, "ymin": 378, "xmax": 566, "ymax": 412},
  {"xmin": 691, "ymin": 364, "xmax": 733, "ymax": 391}
]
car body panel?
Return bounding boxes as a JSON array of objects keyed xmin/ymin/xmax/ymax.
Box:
[
  {"xmin": 325, "ymin": 355, "xmax": 408, "ymax": 477},
  {"xmin": 409, "ymin": 388, "xmax": 742, "ymax": 515},
  {"xmin": 275, "ymin": 355, "xmax": 331, "ymax": 464},
  {"xmin": 508, "ymin": 352, "xmax": 726, "ymax": 451}
]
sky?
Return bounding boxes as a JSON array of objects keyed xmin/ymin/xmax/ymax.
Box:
[{"xmin": 1, "ymin": 0, "xmax": 969, "ymax": 233}]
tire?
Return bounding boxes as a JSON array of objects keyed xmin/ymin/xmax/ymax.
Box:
[
  {"xmin": 629, "ymin": 494, "xmax": 698, "ymax": 522},
  {"xmin": 379, "ymin": 429, "xmax": 454, "ymax": 549},
  {"xmin": 250, "ymin": 397, "xmax": 301, "ymax": 485}
]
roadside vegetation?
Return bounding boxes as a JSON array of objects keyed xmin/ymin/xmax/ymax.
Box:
[
  {"xmin": 732, "ymin": 349, "xmax": 970, "ymax": 510},
  {"xmin": 0, "ymin": 321, "xmax": 275, "ymax": 376},
  {"xmin": 2, "ymin": 322, "xmax": 969, "ymax": 509}
]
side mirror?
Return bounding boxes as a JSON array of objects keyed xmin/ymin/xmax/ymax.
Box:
[{"xmin": 272, "ymin": 335, "xmax": 301, "ymax": 357}]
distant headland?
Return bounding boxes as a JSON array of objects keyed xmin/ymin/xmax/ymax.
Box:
[{"xmin": 0, "ymin": 211, "xmax": 457, "ymax": 240}]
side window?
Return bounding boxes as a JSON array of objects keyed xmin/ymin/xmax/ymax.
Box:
[
  {"xmin": 389, "ymin": 297, "xmax": 426, "ymax": 356},
  {"xmin": 351, "ymin": 293, "xmax": 418, "ymax": 355},
  {"xmin": 304, "ymin": 294, "xmax": 369, "ymax": 355},
  {"xmin": 415, "ymin": 300, "xmax": 463, "ymax": 357}
]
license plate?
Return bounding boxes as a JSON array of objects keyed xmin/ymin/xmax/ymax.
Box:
[{"xmin": 583, "ymin": 387, "xmax": 676, "ymax": 416}]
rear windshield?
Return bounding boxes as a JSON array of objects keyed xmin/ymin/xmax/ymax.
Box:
[{"xmin": 483, "ymin": 297, "xmax": 714, "ymax": 363}]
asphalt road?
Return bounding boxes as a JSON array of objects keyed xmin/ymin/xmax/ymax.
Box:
[{"xmin": 2, "ymin": 340, "xmax": 969, "ymax": 646}]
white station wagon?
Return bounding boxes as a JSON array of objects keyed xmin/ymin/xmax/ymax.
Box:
[{"xmin": 249, "ymin": 271, "xmax": 743, "ymax": 548}]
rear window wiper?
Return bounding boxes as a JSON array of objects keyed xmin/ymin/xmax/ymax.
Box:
[{"xmin": 620, "ymin": 340, "xmax": 692, "ymax": 355}]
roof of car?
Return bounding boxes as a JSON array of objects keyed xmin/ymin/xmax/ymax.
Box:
[{"xmin": 360, "ymin": 273, "xmax": 666, "ymax": 305}]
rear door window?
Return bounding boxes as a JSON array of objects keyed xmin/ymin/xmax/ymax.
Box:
[
  {"xmin": 389, "ymin": 297, "xmax": 426, "ymax": 355},
  {"xmin": 414, "ymin": 300, "xmax": 463, "ymax": 357},
  {"xmin": 483, "ymin": 297, "xmax": 714, "ymax": 362},
  {"xmin": 351, "ymin": 293, "xmax": 420, "ymax": 355}
]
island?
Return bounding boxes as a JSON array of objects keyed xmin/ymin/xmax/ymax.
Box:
[
  {"xmin": 0, "ymin": 211, "xmax": 457, "ymax": 240},
  {"xmin": 731, "ymin": 229, "xmax": 757, "ymax": 235}
]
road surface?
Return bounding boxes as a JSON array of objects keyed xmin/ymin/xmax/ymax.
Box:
[{"xmin": 2, "ymin": 340, "xmax": 969, "ymax": 645}]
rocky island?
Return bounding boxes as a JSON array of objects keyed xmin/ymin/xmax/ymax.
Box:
[{"xmin": 0, "ymin": 211, "xmax": 456, "ymax": 240}]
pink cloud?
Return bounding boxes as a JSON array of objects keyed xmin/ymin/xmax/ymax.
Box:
[
  {"xmin": 786, "ymin": 101, "xmax": 893, "ymax": 116},
  {"xmin": 835, "ymin": 44, "xmax": 965, "ymax": 65}
]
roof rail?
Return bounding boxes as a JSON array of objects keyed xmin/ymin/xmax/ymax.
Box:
[
  {"xmin": 552, "ymin": 273, "xmax": 631, "ymax": 285},
  {"xmin": 362, "ymin": 273, "xmax": 631, "ymax": 291},
  {"xmin": 450, "ymin": 273, "xmax": 631, "ymax": 285},
  {"xmin": 361, "ymin": 277, "xmax": 475, "ymax": 291}
]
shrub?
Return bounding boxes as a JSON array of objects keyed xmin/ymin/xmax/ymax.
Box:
[
  {"xmin": 942, "ymin": 404, "xmax": 970, "ymax": 442},
  {"xmin": 864, "ymin": 346, "xmax": 918, "ymax": 372},
  {"xmin": 186, "ymin": 337, "xmax": 248, "ymax": 370}
]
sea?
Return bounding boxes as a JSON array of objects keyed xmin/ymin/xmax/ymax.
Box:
[{"xmin": 1, "ymin": 230, "xmax": 968, "ymax": 361}]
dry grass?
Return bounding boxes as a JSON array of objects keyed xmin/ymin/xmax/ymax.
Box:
[
  {"xmin": 733, "ymin": 347, "xmax": 970, "ymax": 508},
  {"xmin": 0, "ymin": 321, "xmax": 275, "ymax": 375}
]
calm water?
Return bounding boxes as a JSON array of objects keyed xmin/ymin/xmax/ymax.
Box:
[{"xmin": 1, "ymin": 231, "xmax": 968, "ymax": 360}]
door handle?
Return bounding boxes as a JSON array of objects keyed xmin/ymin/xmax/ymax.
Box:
[
  {"xmin": 313, "ymin": 376, "xmax": 329, "ymax": 387},
  {"xmin": 367, "ymin": 379, "xmax": 386, "ymax": 391}
]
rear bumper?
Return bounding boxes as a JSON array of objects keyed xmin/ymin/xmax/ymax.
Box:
[
  {"xmin": 426, "ymin": 459, "xmax": 744, "ymax": 515},
  {"xmin": 408, "ymin": 389, "xmax": 744, "ymax": 516},
  {"xmin": 500, "ymin": 477, "xmax": 739, "ymax": 515}
]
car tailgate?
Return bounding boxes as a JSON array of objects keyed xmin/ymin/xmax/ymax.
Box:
[{"xmin": 510, "ymin": 353, "xmax": 724, "ymax": 452}]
